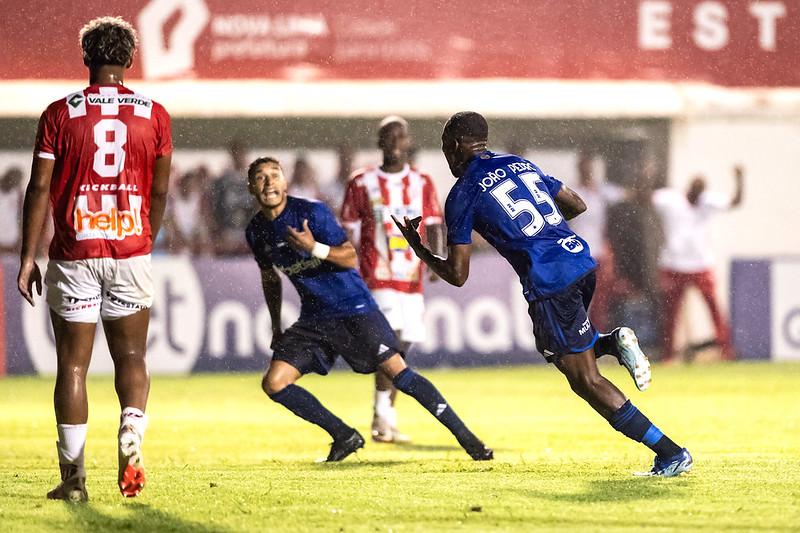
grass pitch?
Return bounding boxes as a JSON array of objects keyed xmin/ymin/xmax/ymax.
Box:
[{"xmin": 1, "ymin": 362, "xmax": 799, "ymax": 532}]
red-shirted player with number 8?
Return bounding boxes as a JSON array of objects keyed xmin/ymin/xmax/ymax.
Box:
[{"xmin": 17, "ymin": 17, "xmax": 172, "ymax": 501}]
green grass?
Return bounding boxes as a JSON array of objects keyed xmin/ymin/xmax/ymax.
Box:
[{"xmin": 1, "ymin": 362, "xmax": 799, "ymax": 532}]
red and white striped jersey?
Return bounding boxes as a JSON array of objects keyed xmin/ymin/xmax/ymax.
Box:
[
  {"xmin": 34, "ymin": 84, "xmax": 172, "ymax": 260},
  {"xmin": 341, "ymin": 164, "xmax": 442, "ymax": 293}
]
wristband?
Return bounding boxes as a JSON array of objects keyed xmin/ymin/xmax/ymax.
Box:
[{"xmin": 311, "ymin": 241, "xmax": 331, "ymax": 259}]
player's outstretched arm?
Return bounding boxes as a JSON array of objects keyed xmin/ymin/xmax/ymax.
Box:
[
  {"xmin": 260, "ymin": 267, "xmax": 283, "ymax": 347},
  {"xmin": 392, "ymin": 215, "xmax": 472, "ymax": 287},
  {"xmin": 554, "ymin": 185, "xmax": 587, "ymax": 220},
  {"xmin": 425, "ymin": 222, "xmax": 446, "ymax": 282},
  {"xmin": 17, "ymin": 156, "xmax": 54, "ymax": 306},
  {"xmin": 149, "ymin": 154, "xmax": 172, "ymax": 242},
  {"xmin": 286, "ymin": 219, "xmax": 357, "ymax": 269}
]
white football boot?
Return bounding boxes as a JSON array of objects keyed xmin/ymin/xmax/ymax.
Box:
[{"xmin": 616, "ymin": 327, "xmax": 652, "ymax": 391}]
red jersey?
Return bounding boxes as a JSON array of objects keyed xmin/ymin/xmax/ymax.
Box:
[
  {"xmin": 34, "ymin": 84, "xmax": 172, "ymax": 260},
  {"xmin": 341, "ymin": 164, "xmax": 442, "ymax": 293}
]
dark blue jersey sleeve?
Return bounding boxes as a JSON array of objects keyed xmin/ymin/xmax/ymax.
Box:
[
  {"xmin": 539, "ymin": 172, "xmax": 564, "ymax": 198},
  {"xmin": 308, "ymin": 201, "xmax": 348, "ymax": 246},
  {"xmin": 539, "ymin": 171, "xmax": 564, "ymax": 198},
  {"xmin": 444, "ymin": 185, "xmax": 475, "ymax": 246},
  {"xmin": 245, "ymin": 220, "xmax": 273, "ymax": 270}
]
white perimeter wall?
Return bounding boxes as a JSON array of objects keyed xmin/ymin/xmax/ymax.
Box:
[{"xmin": 668, "ymin": 115, "xmax": 800, "ymax": 344}]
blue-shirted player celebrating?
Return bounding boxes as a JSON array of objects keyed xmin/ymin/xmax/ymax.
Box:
[
  {"xmin": 394, "ymin": 112, "xmax": 692, "ymax": 477},
  {"xmin": 245, "ymin": 156, "xmax": 493, "ymax": 462}
]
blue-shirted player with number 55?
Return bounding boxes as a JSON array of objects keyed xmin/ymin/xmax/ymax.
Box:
[{"xmin": 394, "ymin": 112, "xmax": 692, "ymax": 477}]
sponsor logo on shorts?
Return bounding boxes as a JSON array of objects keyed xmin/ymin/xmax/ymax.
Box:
[
  {"xmin": 558, "ymin": 235, "xmax": 584, "ymax": 253},
  {"xmin": 64, "ymin": 295, "xmax": 102, "ymax": 313},
  {"xmin": 105, "ymin": 291, "xmax": 148, "ymax": 311},
  {"xmin": 435, "ymin": 403, "xmax": 448, "ymax": 416},
  {"xmin": 579, "ymin": 318, "xmax": 591, "ymax": 336}
]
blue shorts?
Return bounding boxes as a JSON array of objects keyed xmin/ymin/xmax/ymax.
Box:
[
  {"xmin": 527, "ymin": 272, "xmax": 599, "ymax": 363},
  {"xmin": 271, "ymin": 310, "xmax": 402, "ymax": 375}
]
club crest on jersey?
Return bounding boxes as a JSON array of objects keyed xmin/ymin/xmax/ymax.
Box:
[
  {"xmin": 558, "ymin": 235, "xmax": 584, "ymax": 253},
  {"xmin": 68, "ymin": 94, "xmax": 84, "ymax": 108},
  {"xmin": 73, "ymin": 194, "xmax": 143, "ymax": 241}
]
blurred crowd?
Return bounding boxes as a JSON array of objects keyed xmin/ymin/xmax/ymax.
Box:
[
  {"xmin": 1, "ymin": 137, "xmax": 739, "ymax": 362},
  {"xmin": 154, "ymin": 140, "xmax": 359, "ymax": 257}
]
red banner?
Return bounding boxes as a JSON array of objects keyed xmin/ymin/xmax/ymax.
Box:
[{"xmin": 1, "ymin": 0, "xmax": 797, "ymax": 86}]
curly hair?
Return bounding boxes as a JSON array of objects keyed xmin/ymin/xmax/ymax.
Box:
[{"xmin": 79, "ymin": 16, "xmax": 138, "ymax": 68}]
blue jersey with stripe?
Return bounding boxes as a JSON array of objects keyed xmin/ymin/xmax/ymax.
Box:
[
  {"xmin": 445, "ymin": 152, "xmax": 596, "ymax": 301},
  {"xmin": 246, "ymin": 196, "xmax": 377, "ymax": 319}
]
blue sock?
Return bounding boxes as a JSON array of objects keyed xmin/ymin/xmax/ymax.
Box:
[
  {"xmin": 269, "ymin": 384, "xmax": 352, "ymax": 441},
  {"xmin": 609, "ymin": 400, "xmax": 682, "ymax": 458},
  {"xmin": 393, "ymin": 368, "xmax": 480, "ymax": 449}
]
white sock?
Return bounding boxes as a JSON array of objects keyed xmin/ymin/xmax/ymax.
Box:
[
  {"xmin": 374, "ymin": 390, "xmax": 393, "ymax": 420},
  {"xmin": 385, "ymin": 405, "xmax": 398, "ymax": 429},
  {"xmin": 120, "ymin": 407, "xmax": 148, "ymax": 442},
  {"xmin": 56, "ymin": 424, "xmax": 87, "ymax": 468}
]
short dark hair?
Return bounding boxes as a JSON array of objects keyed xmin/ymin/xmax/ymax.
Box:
[
  {"xmin": 79, "ymin": 17, "xmax": 138, "ymax": 69},
  {"xmin": 247, "ymin": 157, "xmax": 281, "ymax": 181},
  {"xmin": 443, "ymin": 111, "xmax": 489, "ymax": 141}
]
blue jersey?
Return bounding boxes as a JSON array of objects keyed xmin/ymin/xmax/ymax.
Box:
[
  {"xmin": 445, "ymin": 152, "xmax": 596, "ymax": 301},
  {"xmin": 245, "ymin": 197, "xmax": 377, "ymax": 319}
]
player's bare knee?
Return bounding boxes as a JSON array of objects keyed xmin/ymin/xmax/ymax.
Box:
[
  {"xmin": 262, "ymin": 373, "xmax": 289, "ymax": 396},
  {"xmin": 378, "ymin": 353, "xmax": 406, "ymax": 379},
  {"xmin": 57, "ymin": 362, "xmax": 88, "ymax": 380},
  {"xmin": 111, "ymin": 349, "xmax": 146, "ymax": 366},
  {"xmin": 582, "ymin": 373, "xmax": 606, "ymax": 396},
  {"xmin": 566, "ymin": 371, "xmax": 599, "ymax": 396}
]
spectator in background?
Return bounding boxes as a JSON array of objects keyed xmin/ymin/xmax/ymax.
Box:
[
  {"xmin": 568, "ymin": 154, "xmax": 630, "ymax": 332},
  {"xmin": 211, "ymin": 139, "xmax": 255, "ymax": 255},
  {"xmin": 0, "ymin": 166, "xmax": 24, "ymax": 254},
  {"xmin": 608, "ymin": 157, "xmax": 663, "ymax": 314},
  {"xmin": 320, "ymin": 144, "xmax": 354, "ymax": 215},
  {"xmin": 341, "ymin": 116, "xmax": 445, "ymax": 444},
  {"xmin": 165, "ymin": 166, "xmax": 212, "ymax": 255},
  {"xmin": 652, "ymin": 166, "xmax": 744, "ymax": 362},
  {"xmin": 289, "ymin": 154, "xmax": 320, "ymax": 201}
]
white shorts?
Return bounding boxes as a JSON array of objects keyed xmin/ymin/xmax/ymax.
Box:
[
  {"xmin": 45, "ymin": 255, "xmax": 154, "ymax": 323},
  {"xmin": 371, "ymin": 289, "xmax": 426, "ymax": 344}
]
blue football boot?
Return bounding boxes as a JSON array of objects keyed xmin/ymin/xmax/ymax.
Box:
[{"xmin": 645, "ymin": 448, "xmax": 693, "ymax": 477}]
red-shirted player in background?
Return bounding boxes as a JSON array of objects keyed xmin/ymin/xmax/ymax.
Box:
[
  {"xmin": 341, "ymin": 116, "xmax": 444, "ymax": 443},
  {"xmin": 17, "ymin": 17, "xmax": 172, "ymax": 501}
]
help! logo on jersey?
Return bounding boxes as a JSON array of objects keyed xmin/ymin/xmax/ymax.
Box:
[{"xmin": 73, "ymin": 194, "xmax": 143, "ymax": 240}]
